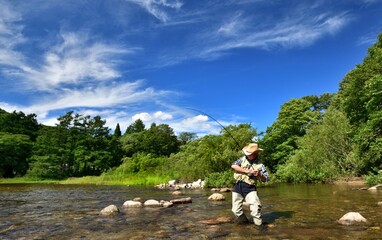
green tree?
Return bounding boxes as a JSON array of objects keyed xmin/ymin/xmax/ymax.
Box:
[
  {"xmin": 29, "ymin": 112, "xmax": 121, "ymax": 178},
  {"xmin": 276, "ymin": 108, "xmax": 361, "ymax": 183},
  {"xmin": 178, "ymin": 132, "xmax": 197, "ymax": 145},
  {"xmin": 0, "ymin": 133, "xmax": 32, "ymax": 177},
  {"xmin": 0, "ymin": 109, "xmax": 40, "ymax": 141},
  {"xmin": 125, "ymin": 119, "xmax": 145, "ymax": 134},
  {"xmin": 337, "ymin": 32, "xmax": 382, "ymax": 173},
  {"xmin": 114, "ymin": 123, "xmax": 122, "ymax": 137},
  {"xmin": 262, "ymin": 96, "xmax": 329, "ymax": 172},
  {"xmin": 166, "ymin": 124, "xmax": 257, "ymax": 182}
]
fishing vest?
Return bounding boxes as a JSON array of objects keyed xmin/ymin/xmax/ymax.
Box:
[{"xmin": 234, "ymin": 156, "xmax": 264, "ymax": 185}]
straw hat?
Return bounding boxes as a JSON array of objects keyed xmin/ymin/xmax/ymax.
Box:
[{"xmin": 242, "ymin": 143, "xmax": 263, "ymax": 156}]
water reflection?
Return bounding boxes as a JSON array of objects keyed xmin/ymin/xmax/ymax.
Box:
[{"xmin": 0, "ymin": 183, "xmax": 381, "ymax": 239}]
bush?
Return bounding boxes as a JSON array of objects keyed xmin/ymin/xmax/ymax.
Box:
[
  {"xmin": 364, "ymin": 172, "xmax": 382, "ymax": 186},
  {"xmin": 204, "ymin": 170, "xmax": 235, "ymax": 188}
]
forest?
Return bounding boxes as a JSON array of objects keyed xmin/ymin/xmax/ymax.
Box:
[{"xmin": 1, "ymin": 33, "xmax": 381, "ymax": 187}]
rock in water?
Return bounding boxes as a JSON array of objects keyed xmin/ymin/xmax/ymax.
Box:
[
  {"xmin": 337, "ymin": 212, "xmax": 367, "ymax": 225},
  {"xmin": 208, "ymin": 193, "xmax": 225, "ymax": 201},
  {"xmin": 143, "ymin": 199, "xmax": 162, "ymax": 207},
  {"xmin": 100, "ymin": 205, "xmax": 119, "ymax": 216},
  {"xmin": 123, "ymin": 200, "xmax": 143, "ymax": 208},
  {"xmin": 170, "ymin": 197, "xmax": 192, "ymax": 204}
]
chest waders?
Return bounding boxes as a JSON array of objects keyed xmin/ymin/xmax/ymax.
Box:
[{"xmin": 232, "ymin": 156, "xmax": 264, "ymax": 226}]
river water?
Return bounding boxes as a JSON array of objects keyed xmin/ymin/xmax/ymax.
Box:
[{"xmin": 0, "ymin": 183, "xmax": 381, "ymax": 239}]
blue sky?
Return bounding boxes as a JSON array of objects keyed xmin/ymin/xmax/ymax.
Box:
[{"xmin": 0, "ymin": 0, "xmax": 381, "ymax": 136}]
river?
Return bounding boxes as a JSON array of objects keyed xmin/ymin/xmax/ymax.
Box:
[{"xmin": 0, "ymin": 183, "xmax": 381, "ymax": 239}]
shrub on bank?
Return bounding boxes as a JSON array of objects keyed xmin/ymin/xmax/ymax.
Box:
[{"xmin": 364, "ymin": 171, "xmax": 382, "ymax": 186}]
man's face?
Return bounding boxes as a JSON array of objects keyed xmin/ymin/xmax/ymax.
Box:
[{"xmin": 247, "ymin": 151, "xmax": 259, "ymax": 160}]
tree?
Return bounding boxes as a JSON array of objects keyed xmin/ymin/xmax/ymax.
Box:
[
  {"xmin": 166, "ymin": 123, "xmax": 257, "ymax": 182},
  {"xmin": 0, "ymin": 109, "xmax": 40, "ymax": 141},
  {"xmin": 178, "ymin": 132, "xmax": 197, "ymax": 145},
  {"xmin": 276, "ymin": 108, "xmax": 361, "ymax": 183},
  {"xmin": 114, "ymin": 123, "xmax": 122, "ymax": 137},
  {"xmin": 337, "ymin": 32, "xmax": 382, "ymax": 173},
  {"xmin": 28, "ymin": 112, "xmax": 122, "ymax": 178},
  {"xmin": 0, "ymin": 133, "xmax": 32, "ymax": 177},
  {"xmin": 261, "ymin": 94, "xmax": 331, "ymax": 172},
  {"xmin": 125, "ymin": 119, "xmax": 145, "ymax": 134}
]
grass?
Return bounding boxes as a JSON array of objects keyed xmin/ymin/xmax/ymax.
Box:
[{"xmin": 0, "ymin": 174, "xmax": 174, "ymax": 186}]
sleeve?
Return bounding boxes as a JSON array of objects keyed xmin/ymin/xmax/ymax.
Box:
[
  {"xmin": 260, "ymin": 165, "xmax": 269, "ymax": 182},
  {"xmin": 232, "ymin": 157, "xmax": 243, "ymax": 166}
]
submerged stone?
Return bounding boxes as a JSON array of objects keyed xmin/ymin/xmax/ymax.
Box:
[{"xmin": 337, "ymin": 212, "xmax": 367, "ymax": 225}]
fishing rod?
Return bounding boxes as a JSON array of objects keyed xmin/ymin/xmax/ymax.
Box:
[{"xmin": 186, "ymin": 108, "xmax": 243, "ymax": 150}]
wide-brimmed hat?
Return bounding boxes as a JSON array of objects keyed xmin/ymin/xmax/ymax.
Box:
[{"xmin": 242, "ymin": 143, "xmax": 263, "ymax": 156}]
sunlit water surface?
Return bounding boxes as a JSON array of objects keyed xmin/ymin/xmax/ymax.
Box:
[{"xmin": 0, "ymin": 183, "xmax": 381, "ymax": 239}]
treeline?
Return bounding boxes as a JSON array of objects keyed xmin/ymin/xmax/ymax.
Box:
[{"xmin": 1, "ymin": 32, "xmax": 381, "ymax": 185}]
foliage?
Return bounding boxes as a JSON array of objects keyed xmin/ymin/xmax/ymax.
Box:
[
  {"xmin": 114, "ymin": 123, "xmax": 122, "ymax": 137},
  {"xmin": 364, "ymin": 172, "xmax": 382, "ymax": 186},
  {"xmin": 337, "ymin": 32, "xmax": 382, "ymax": 173},
  {"xmin": 166, "ymin": 123, "xmax": 257, "ymax": 182},
  {"xmin": 276, "ymin": 108, "xmax": 361, "ymax": 183},
  {"xmin": 178, "ymin": 132, "xmax": 197, "ymax": 145},
  {"xmin": 204, "ymin": 170, "xmax": 235, "ymax": 188},
  {"xmin": 124, "ymin": 119, "xmax": 145, "ymax": 134},
  {"xmin": 120, "ymin": 122, "xmax": 179, "ymax": 157},
  {"xmin": 28, "ymin": 112, "xmax": 122, "ymax": 179},
  {"xmin": 0, "ymin": 109, "xmax": 40, "ymax": 141},
  {"xmin": 262, "ymin": 94, "xmax": 332, "ymax": 173},
  {"xmin": 0, "ymin": 132, "xmax": 32, "ymax": 177}
]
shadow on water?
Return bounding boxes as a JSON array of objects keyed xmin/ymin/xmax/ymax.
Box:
[{"xmin": 263, "ymin": 210, "xmax": 295, "ymax": 224}]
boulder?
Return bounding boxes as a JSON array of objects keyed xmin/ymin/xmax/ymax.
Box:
[
  {"xmin": 208, "ymin": 193, "xmax": 225, "ymax": 201},
  {"xmin": 168, "ymin": 180, "xmax": 176, "ymax": 187},
  {"xmin": 123, "ymin": 200, "xmax": 143, "ymax": 208},
  {"xmin": 191, "ymin": 179, "xmax": 204, "ymax": 189},
  {"xmin": 368, "ymin": 184, "xmax": 382, "ymax": 191},
  {"xmin": 172, "ymin": 191, "xmax": 182, "ymax": 195},
  {"xmin": 219, "ymin": 188, "xmax": 231, "ymax": 192},
  {"xmin": 337, "ymin": 212, "xmax": 367, "ymax": 225},
  {"xmin": 170, "ymin": 197, "xmax": 192, "ymax": 204},
  {"xmin": 160, "ymin": 200, "xmax": 174, "ymax": 208},
  {"xmin": 144, "ymin": 199, "xmax": 162, "ymax": 208},
  {"xmin": 133, "ymin": 197, "xmax": 144, "ymax": 203},
  {"xmin": 100, "ymin": 205, "xmax": 119, "ymax": 216}
]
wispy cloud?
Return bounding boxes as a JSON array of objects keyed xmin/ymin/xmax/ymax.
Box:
[
  {"xmin": 24, "ymin": 80, "xmax": 171, "ymax": 117},
  {"xmin": 127, "ymin": 0, "xmax": 183, "ymax": 22},
  {"xmin": 0, "ymin": 1, "xmax": 26, "ymax": 68},
  {"xmin": 25, "ymin": 32, "xmax": 134, "ymax": 91},
  {"xmin": 201, "ymin": 12, "xmax": 350, "ymax": 59}
]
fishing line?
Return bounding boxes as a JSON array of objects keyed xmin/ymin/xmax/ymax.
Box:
[{"xmin": 186, "ymin": 108, "xmax": 242, "ymax": 150}]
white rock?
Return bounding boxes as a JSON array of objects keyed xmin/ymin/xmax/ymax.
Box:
[
  {"xmin": 144, "ymin": 199, "xmax": 162, "ymax": 207},
  {"xmin": 168, "ymin": 180, "xmax": 176, "ymax": 186},
  {"xmin": 338, "ymin": 212, "xmax": 367, "ymax": 225},
  {"xmin": 160, "ymin": 200, "xmax": 174, "ymax": 208},
  {"xmin": 208, "ymin": 193, "xmax": 225, "ymax": 201},
  {"xmin": 123, "ymin": 200, "xmax": 143, "ymax": 208},
  {"xmin": 100, "ymin": 205, "xmax": 119, "ymax": 215}
]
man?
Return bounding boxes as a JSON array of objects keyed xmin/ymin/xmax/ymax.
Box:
[{"xmin": 231, "ymin": 143, "xmax": 269, "ymax": 229}]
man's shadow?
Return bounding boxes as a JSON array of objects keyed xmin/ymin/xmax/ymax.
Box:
[{"xmin": 262, "ymin": 211, "xmax": 294, "ymax": 224}]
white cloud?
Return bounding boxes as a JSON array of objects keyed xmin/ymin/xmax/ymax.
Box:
[
  {"xmin": 26, "ymin": 32, "xmax": 133, "ymax": 91},
  {"xmin": 154, "ymin": 111, "xmax": 172, "ymax": 120},
  {"xmin": 22, "ymin": 80, "xmax": 171, "ymax": 118},
  {"xmin": 132, "ymin": 112, "xmax": 152, "ymax": 122},
  {"xmin": 0, "ymin": 1, "xmax": 26, "ymax": 68},
  {"xmin": 202, "ymin": 12, "xmax": 350, "ymax": 58},
  {"xmin": 127, "ymin": 0, "xmax": 183, "ymax": 22}
]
